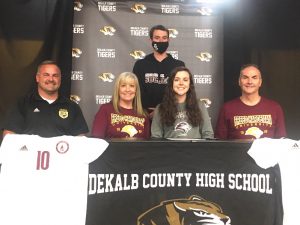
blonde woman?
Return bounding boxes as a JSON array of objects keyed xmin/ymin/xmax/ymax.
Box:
[{"xmin": 92, "ymin": 72, "xmax": 150, "ymax": 139}]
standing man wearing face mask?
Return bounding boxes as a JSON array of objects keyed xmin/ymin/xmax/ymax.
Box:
[{"xmin": 133, "ymin": 25, "xmax": 185, "ymax": 118}]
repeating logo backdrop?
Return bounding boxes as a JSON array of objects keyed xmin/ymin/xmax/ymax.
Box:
[{"xmin": 72, "ymin": 0, "xmax": 223, "ymax": 131}]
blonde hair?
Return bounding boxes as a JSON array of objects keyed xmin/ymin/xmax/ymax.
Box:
[{"xmin": 112, "ymin": 72, "xmax": 146, "ymax": 116}]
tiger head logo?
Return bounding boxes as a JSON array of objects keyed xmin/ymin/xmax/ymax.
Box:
[
  {"xmin": 130, "ymin": 50, "xmax": 146, "ymax": 60},
  {"xmin": 98, "ymin": 73, "xmax": 115, "ymax": 82},
  {"xmin": 131, "ymin": 4, "xmax": 147, "ymax": 14},
  {"xmin": 168, "ymin": 28, "xmax": 179, "ymax": 38},
  {"xmin": 196, "ymin": 52, "xmax": 212, "ymax": 62},
  {"xmin": 99, "ymin": 26, "xmax": 116, "ymax": 36},
  {"xmin": 197, "ymin": 7, "xmax": 213, "ymax": 16},
  {"xmin": 200, "ymin": 98, "xmax": 212, "ymax": 108},
  {"xmin": 245, "ymin": 127, "xmax": 263, "ymax": 139},
  {"xmin": 74, "ymin": 1, "xmax": 83, "ymax": 11},
  {"xmin": 138, "ymin": 195, "xmax": 231, "ymax": 225},
  {"xmin": 70, "ymin": 95, "xmax": 81, "ymax": 104},
  {"xmin": 72, "ymin": 48, "xmax": 82, "ymax": 58}
]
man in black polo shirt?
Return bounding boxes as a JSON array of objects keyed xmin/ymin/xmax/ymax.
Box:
[{"xmin": 2, "ymin": 60, "xmax": 88, "ymax": 137}]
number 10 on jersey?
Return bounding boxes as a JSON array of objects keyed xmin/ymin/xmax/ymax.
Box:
[{"xmin": 36, "ymin": 151, "xmax": 50, "ymax": 170}]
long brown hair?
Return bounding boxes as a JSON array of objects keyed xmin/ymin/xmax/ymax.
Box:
[{"xmin": 159, "ymin": 66, "xmax": 202, "ymax": 126}]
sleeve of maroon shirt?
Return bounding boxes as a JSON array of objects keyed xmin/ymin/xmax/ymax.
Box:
[
  {"xmin": 91, "ymin": 104, "xmax": 108, "ymax": 138},
  {"xmin": 215, "ymin": 105, "xmax": 228, "ymax": 139},
  {"xmin": 143, "ymin": 116, "xmax": 150, "ymax": 139},
  {"xmin": 274, "ymin": 104, "xmax": 287, "ymax": 138}
]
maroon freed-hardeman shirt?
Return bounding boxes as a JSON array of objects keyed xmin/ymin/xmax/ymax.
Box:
[{"xmin": 215, "ymin": 97, "xmax": 286, "ymax": 140}]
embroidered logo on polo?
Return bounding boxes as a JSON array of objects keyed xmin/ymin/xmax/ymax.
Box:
[{"xmin": 58, "ymin": 109, "xmax": 69, "ymax": 119}]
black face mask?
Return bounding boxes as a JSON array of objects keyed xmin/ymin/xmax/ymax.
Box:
[{"xmin": 152, "ymin": 41, "xmax": 169, "ymax": 54}]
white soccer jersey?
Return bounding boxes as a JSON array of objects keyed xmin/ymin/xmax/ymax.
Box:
[
  {"xmin": 0, "ymin": 134, "xmax": 108, "ymax": 225},
  {"xmin": 248, "ymin": 138, "xmax": 300, "ymax": 225}
]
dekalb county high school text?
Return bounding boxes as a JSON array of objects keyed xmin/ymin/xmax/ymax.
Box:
[{"xmin": 88, "ymin": 172, "xmax": 272, "ymax": 195}]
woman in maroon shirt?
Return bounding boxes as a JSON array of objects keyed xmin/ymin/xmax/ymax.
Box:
[{"xmin": 91, "ymin": 72, "xmax": 150, "ymax": 139}]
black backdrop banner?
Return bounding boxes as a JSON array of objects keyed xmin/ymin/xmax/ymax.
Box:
[
  {"xmin": 71, "ymin": 0, "xmax": 224, "ymax": 130},
  {"xmin": 86, "ymin": 141, "xmax": 282, "ymax": 225}
]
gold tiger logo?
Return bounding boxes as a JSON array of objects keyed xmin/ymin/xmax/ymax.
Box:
[
  {"xmin": 130, "ymin": 50, "xmax": 146, "ymax": 60},
  {"xmin": 196, "ymin": 52, "xmax": 212, "ymax": 62},
  {"xmin": 72, "ymin": 48, "xmax": 82, "ymax": 58},
  {"xmin": 99, "ymin": 26, "xmax": 116, "ymax": 36},
  {"xmin": 197, "ymin": 7, "xmax": 213, "ymax": 16},
  {"xmin": 70, "ymin": 95, "xmax": 81, "ymax": 104},
  {"xmin": 74, "ymin": 1, "xmax": 83, "ymax": 11},
  {"xmin": 200, "ymin": 98, "xmax": 212, "ymax": 108},
  {"xmin": 131, "ymin": 4, "xmax": 147, "ymax": 13},
  {"xmin": 138, "ymin": 195, "xmax": 231, "ymax": 225},
  {"xmin": 98, "ymin": 73, "xmax": 115, "ymax": 82},
  {"xmin": 168, "ymin": 28, "xmax": 179, "ymax": 38}
]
